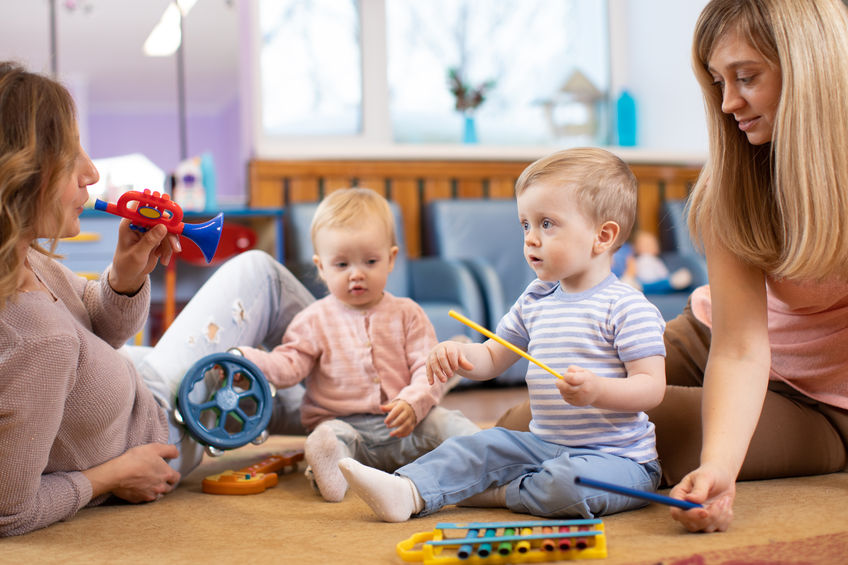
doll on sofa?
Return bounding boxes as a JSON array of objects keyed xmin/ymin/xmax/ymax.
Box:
[{"xmin": 620, "ymin": 231, "xmax": 692, "ymax": 294}]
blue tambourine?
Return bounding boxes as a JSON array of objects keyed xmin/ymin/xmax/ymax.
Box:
[{"xmin": 176, "ymin": 352, "xmax": 273, "ymax": 452}]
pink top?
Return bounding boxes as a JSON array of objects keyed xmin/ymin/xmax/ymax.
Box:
[
  {"xmin": 691, "ymin": 278, "xmax": 848, "ymax": 410},
  {"xmin": 241, "ymin": 292, "xmax": 445, "ymax": 431}
]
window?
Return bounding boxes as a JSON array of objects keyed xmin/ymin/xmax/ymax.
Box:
[
  {"xmin": 259, "ymin": 0, "xmax": 362, "ymax": 136},
  {"xmin": 255, "ymin": 0, "xmax": 609, "ymax": 150}
]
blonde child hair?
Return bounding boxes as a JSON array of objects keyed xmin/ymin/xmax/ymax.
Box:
[
  {"xmin": 514, "ymin": 147, "xmax": 638, "ymax": 250},
  {"xmin": 688, "ymin": 0, "xmax": 848, "ymax": 280},
  {"xmin": 310, "ymin": 187, "xmax": 397, "ymax": 251}
]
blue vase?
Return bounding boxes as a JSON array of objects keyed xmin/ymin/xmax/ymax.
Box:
[
  {"xmin": 463, "ymin": 114, "xmax": 478, "ymax": 144},
  {"xmin": 616, "ymin": 90, "xmax": 637, "ymax": 147}
]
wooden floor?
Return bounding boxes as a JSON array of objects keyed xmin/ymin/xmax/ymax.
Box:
[{"xmin": 441, "ymin": 384, "xmax": 527, "ymax": 427}]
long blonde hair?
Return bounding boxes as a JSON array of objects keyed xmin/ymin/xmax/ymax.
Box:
[
  {"xmin": 0, "ymin": 62, "xmax": 78, "ymax": 305},
  {"xmin": 688, "ymin": 0, "xmax": 848, "ymax": 280}
]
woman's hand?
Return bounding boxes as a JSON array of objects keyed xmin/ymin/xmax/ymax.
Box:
[
  {"xmin": 108, "ymin": 220, "xmax": 181, "ymax": 295},
  {"xmin": 669, "ymin": 463, "xmax": 736, "ymax": 532},
  {"xmin": 84, "ymin": 443, "xmax": 181, "ymax": 503}
]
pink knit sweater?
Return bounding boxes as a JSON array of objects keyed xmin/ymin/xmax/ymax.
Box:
[
  {"xmin": 0, "ymin": 249, "xmax": 168, "ymax": 537},
  {"xmin": 691, "ymin": 276, "xmax": 848, "ymax": 410},
  {"xmin": 241, "ymin": 293, "xmax": 445, "ymax": 431}
]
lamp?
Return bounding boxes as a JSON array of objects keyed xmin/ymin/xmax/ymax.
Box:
[{"xmin": 143, "ymin": 0, "xmax": 199, "ymax": 57}]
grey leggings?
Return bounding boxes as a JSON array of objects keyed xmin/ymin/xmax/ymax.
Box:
[{"xmin": 495, "ymin": 302, "xmax": 848, "ymax": 486}]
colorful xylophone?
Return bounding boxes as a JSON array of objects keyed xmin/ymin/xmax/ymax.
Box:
[
  {"xmin": 201, "ymin": 449, "xmax": 304, "ymax": 495},
  {"xmin": 397, "ymin": 519, "xmax": 607, "ymax": 564}
]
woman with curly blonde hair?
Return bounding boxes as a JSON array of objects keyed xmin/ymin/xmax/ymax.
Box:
[{"xmin": 0, "ymin": 62, "xmax": 313, "ymax": 537}]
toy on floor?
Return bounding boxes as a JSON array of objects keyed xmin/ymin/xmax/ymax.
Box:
[
  {"xmin": 94, "ymin": 188, "xmax": 223, "ymax": 262},
  {"xmin": 202, "ymin": 449, "xmax": 305, "ymax": 495},
  {"xmin": 448, "ymin": 310, "xmax": 564, "ymax": 380},
  {"xmin": 174, "ymin": 351, "xmax": 275, "ymax": 456},
  {"xmin": 575, "ymin": 476, "xmax": 702, "ymax": 510},
  {"xmin": 397, "ymin": 519, "xmax": 607, "ymax": 564}
]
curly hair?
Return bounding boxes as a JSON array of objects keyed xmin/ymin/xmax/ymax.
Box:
[{"xmin": 0, "ymin": 62, "xmax": 79, "ymax": 306}]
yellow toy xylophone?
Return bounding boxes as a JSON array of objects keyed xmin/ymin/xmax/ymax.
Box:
[{"xmin": 397, "ymin": 519, "xmax": 607, "ymax": 564}]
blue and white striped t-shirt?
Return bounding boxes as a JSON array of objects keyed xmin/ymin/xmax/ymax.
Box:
[{"xmin": 496, "ymin": 275, "xmax": 666, "ymax": 463}]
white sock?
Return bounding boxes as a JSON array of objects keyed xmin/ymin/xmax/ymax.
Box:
[
  {"xmin": 338, "ymin": 458, "xmax": 424, "ymax": 522},
  {"xmin": 304, "ymin": 424, "xmax": 349, "ymax": 502},
  {"xmin": 456, "ymin": 485, "xmax": 507, "ymax": 508}
]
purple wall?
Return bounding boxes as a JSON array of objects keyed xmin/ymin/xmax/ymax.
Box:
[{"xmin": 87, "ymin": 97, "xmax": 245, "ymax": 207}]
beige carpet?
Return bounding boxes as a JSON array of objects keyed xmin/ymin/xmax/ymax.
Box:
[{"xmin": 4, "ymin": 434, "xmax": 847, "ymax": 564}]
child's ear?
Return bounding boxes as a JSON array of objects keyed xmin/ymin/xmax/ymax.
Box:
[
  {"xmin": 387, "ymin": 246, "xmax": 399, "ymax": 272},
  {"xmin": 594, "ymin": 221, "xmax": 620, "ymax": 255},
  {"xmin": 312, "ymin": 254, "xmax": 326, "ymax": 280}
]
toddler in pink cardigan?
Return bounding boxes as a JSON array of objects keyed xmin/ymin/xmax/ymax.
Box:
[{"xmin": 238, "ymin": 188, "xmax": 479, "ymax": 501}]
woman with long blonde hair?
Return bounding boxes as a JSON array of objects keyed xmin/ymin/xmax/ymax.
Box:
[
  {"xmin": 493, "ymin": 0, "xmax": 848, "ymax": 534},
  {"xmin": 650, "ymin": 0, "xmax": 848, "ymax": 532}
]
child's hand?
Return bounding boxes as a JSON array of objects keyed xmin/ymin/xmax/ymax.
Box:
[
  {"xmin": 381, "ymin": 400, "xmax": 416, "ymax": 438},
  {"xmin": 426, "ymin": 341, "xmax": 473, "ymax": 384},
  {"xmin": 555, "ymin": 365, "xmax": 602, "ymax": 406}
]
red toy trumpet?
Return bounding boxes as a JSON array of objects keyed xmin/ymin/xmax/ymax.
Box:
[{"xmin": 94, "ymin": 189, "xmax": 223, "ymax": 263}]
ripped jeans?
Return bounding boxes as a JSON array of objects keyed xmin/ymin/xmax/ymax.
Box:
[{"xmin": 124, "ymin": 250, "xmax": 315, "ymax": 478}]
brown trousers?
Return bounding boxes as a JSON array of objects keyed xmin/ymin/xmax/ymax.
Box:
[{"xmin": 495, "ymin": 303, "xmax": 848, "ymax": 487}]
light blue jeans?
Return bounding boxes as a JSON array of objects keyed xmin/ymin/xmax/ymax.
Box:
[
  {"xmin": 124, "ymin": 250, "xmax": 315, "ymax": 478},
  {"xmin": 398, "ymin": 427, "xmax": 661, "ymax": 518},
  {"xmin": 318, "ymin": 407, "xmax": 480, "ymax": 472}
]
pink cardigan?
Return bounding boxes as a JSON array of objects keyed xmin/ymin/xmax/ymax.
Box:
[{"xmin": 241, "ymin": 293, "xmax": 445, "ymax": 430}]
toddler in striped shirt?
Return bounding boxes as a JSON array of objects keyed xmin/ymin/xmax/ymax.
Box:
[{"xmin": 340, "ymin": 148, "xmax": 666, "ymax": 521}]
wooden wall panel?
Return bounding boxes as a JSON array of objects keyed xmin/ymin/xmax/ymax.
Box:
[{"xmin": 248, "ymin": 159, "xmax": 702, "ymax": 258}]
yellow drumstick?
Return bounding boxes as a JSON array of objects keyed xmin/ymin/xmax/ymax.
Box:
[{"xmin": 448, "ymin": 310, "xmax": 563, "ymax": 380}]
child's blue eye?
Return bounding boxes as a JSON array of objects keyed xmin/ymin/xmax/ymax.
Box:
[
  {"xmin": 542, "ymin": 219, "xmax": 552, "ymax": 229},
  {"xmin": 521, "ymin": 221, "xmax": 529, "ymax": 232}
]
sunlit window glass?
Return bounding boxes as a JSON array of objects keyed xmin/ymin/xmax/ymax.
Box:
[
  {"xmin": 386, "ymin": 0, "xmax": 609, "ymax": 145},
  {"xmin": 259, "ymin": 0, "xmax": 362, "ymax": 136}
]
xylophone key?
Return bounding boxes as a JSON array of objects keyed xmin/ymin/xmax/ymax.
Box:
[
  {"xmin": 497, "ymin": 527, "xmax": 515, "ymax": 556},
  {"xmin": 541, "ymin": 525, "xmax": 556, "ymax": 552},
  {"xmin": 476, "ymin": 528, "xmax": 496, "ymax": 557},
  {"xmin": 457, "ymin": 528, "xmax": 478, "ymax": 560},
  {"xmin": 558, "ymin": 525, "xmax": 572, "ymax": 550},
  {"xmin": 515, "ymin": 527, "xmax": 534, "ymax": 553}
]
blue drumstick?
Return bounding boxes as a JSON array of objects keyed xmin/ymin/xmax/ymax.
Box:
[{"xmin": 574, "ymin": 476, "xmax": 703, "ymax": 510}]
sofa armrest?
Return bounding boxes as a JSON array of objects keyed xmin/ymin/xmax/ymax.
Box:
[{"xmin": 408, "ymin": 258, "xmax": 486, "ymax": 339}]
